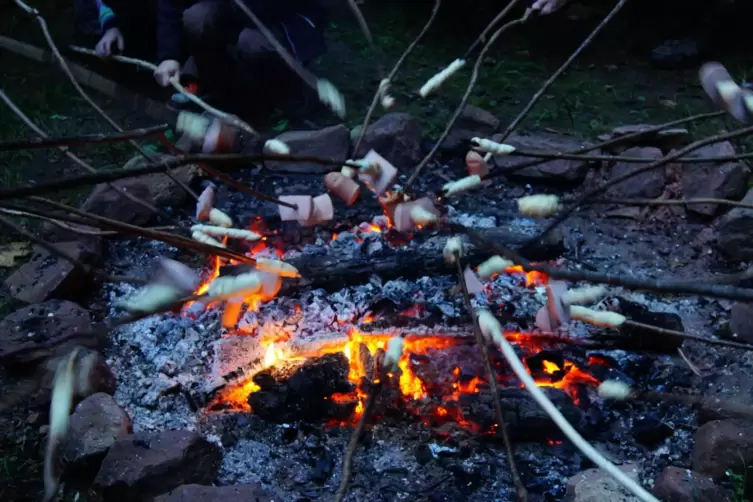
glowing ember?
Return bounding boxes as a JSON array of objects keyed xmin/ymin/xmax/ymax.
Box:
[
  {"xmin": 214, "ymin": 325, "xmax": 600, "ymax": 428},
  {"xmin": 504, "ymin": 265, "xmax": 548, "ymax": 287}
]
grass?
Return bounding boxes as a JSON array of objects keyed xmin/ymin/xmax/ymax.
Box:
[{"xmin": 314, "ymin": 2, "xmax": 753, "ymax": 147}]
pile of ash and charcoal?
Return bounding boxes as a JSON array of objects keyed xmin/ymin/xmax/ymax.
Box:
[
  {"xmin": 5, "ymin": 3, "xmax": 753, "ymax": 500},
  {"xmin": 14, "ymin": 111, "xmax": 741, "ymax": 502}
]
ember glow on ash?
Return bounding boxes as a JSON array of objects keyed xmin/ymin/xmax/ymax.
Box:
[
  {"xmin": 196, "ymin": 218, "xmax": 598, "ymax": 432},
  {"xmin": 503, "ymin": 265, "xmax": 548, "ymax": 287}
]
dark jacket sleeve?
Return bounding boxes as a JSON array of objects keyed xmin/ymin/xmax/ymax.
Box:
[
  {"xmin": 155, "ymin": 0, "xmax": 185, "ymax": 62},
  {"xmin": 75, "ymin": 0, "xmax": 117, "ymax": 35}
]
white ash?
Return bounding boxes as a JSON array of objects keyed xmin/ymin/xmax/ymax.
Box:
[
  {"xmin": 447, "ymin": 206, "xmax": 497, "ymax": 228},
  {"xmin": 91, "ymin": 210, "xmax": 720, "ymax": 501}
]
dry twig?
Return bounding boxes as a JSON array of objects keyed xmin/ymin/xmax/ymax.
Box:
[
  {"xmin": 401, "ymin": 4, "xmax": 530, "ymax": 194},
  {"xmin": 454, "ymin": 224, "xmax": 753, "ymax": 302},
  {"xmin": 485, "ymin": 110, "xmax": 726, "ymax": 181},
  {"xmin": 455, "ymin": 257, "xmax": 527, "ymax": 502},
  {"xmin": 14, "ymin": 0, "xmax": 196, "ymax": 200},
  {"xmin": 334, "ymin": 366, "xmax": 387, "ymax": 502},
  {"xmin": 495, "ymin": 0, "xmax": 629, "ymax": 143},
  {"xmin": 0, "ymin": 153, "xmax": 355, "ymax": 202},
  {"xmin": 352, "ymin": 0, "xmax": 442, "ymax": 155},
  {"xmin": 528, "ymin": 125, "xmax": 753, "ymax": 247},
  {"xmin": 0, "ymin": 124, "xmax": 169, "ymax": 152}
]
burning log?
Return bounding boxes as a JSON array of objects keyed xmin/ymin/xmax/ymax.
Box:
[
  {"xmin": 279, "ymin": 226, "xmax": 565, "ymax": 293},
  {"xmin": 458, "ymin": 387, "xmax": 584, "ymax": 441},
  {"xmin": 244, "ymin": 353, "xmax": 356, "ymax": 422}
]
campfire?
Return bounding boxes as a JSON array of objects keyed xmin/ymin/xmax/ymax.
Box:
[
  {"xmin": 6, "ymin": 0, "xmax": 753, "ymax": 500},
  {"xmin": 203, "ymin": 248, "xmax": 601, "ymax": 433}
]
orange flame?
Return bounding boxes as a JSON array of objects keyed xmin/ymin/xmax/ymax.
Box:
[{"xmin": 504, "ymin": 265, "xmax": 548, "ymax": 287}]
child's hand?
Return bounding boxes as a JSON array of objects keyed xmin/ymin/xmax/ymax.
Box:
[
  {"xmin": 531, "ymin": 0, "xmax": 570, "ymax": 14},
  {"xmin": 154, "ymin": 60, "xmax": 181, "ymax": 87},
  {"xmin": 95, "ymin": 27, "xmax": 124, "ymax": 57}
]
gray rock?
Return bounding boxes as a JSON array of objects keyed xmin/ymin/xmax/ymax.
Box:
[
  {"xmin": 598, "ymin": 124, "xmax": 689, "ymax": 154},
  {"xmin": 154, "ymin": 484, "xmax": 273, "ymax": 502},
  {"xmin": 565, "ymin": 463, "xmax": 642, "ymax": 501},
  {"xmin": 0, "ymin": 300, "xmax": 100, "ymax": 369},
  {"xmin": 3, "ymin": 242, "xmax": 99, "ymax": 304},
  {"xmin": 692, "ymin": 419, "xmax": 753, "ymax": 481},
  {"xmin": 440, "ymin": 105, "xmax": 500, "ymax": 151},
  {"xmin": 653, "ymin": 466, "xmax": 729, "ymax": 502},
  {"xmin": 80, "ymin": 179, "xmax": 155, "ymax": 226},
  {"xmin": 607, "ymin": 147, "xmax": 666, "ymax": 198},
  {"xmin": 94, "ymin": 430, "xmax": 222, "ymax": 501},
  {"xmin": 63, "ymin": 393, "xmax": 132, "ymax": 478},
  {"xmin": 353, "ymin": 112, "xmax": 422, "ymax": 170},
  {"xmin": 728, "ymin": 302, "xmax": 753, "ymax": 344},
  {"xmin": 267, "ymin": 124, "xmax": 350, "ymax": 173},
  {"xmin": 492, "ymin": 132, "xmax": 596, "ymax": 182},
  {"xmin": 682, "ymin": 142, "xmax": 749, "ymax": 216},
  {"xmin": 716, "ymin": 187, "xmax": 753, "ymax": 260}
]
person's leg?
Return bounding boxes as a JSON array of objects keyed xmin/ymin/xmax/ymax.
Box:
[{"xmin": 182, "ymin": 1, "xmax": 243, "ymax": 98}]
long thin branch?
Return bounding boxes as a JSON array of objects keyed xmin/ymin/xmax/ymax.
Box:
[
  {"xmin": 192, "ymin": 163, "xmax": 296, "ymax": 209},
  {"xmin": 485, "ymin": 110, "xmax": 727, "ymax": 181},
  {"xmin": 495, "ymin": 0, "xmax": 629, "ymax": 143},
  {"xmin": 352, "ymin": 0, "xmax": 442, "ymax": 156},
  {"xmin": 0, "ymin": 206, "xmax": 175, "ymax": 237},
  {"xmin": 455, "ymin": 258, "xmax": 527, "ymax": 502},
  {"xmin": 462, "ymin": 0, "xmax": 525, "ymax": 59},
  {"xmin": 584, "ymin": 197, "xmax": 753, "ymax": 211},
  {"xmin": 0, "ymin": 87, "xmax": 180, "ymax": 223},
  {"xmin": 14, "ymin": 0, "xmax": 196, "ymax": 201},
  {"xmin": 25, "ymin": 197, "xmax": 258, "ymax": 266},
  {"xmin": 0, "ymin": 152, "xmax": 353, "ymax": 202},
  {"xmin": 622, "ymin": 320, "xmax": 753, "ymax": 352},
  {"xmin": 0, "ymin": 213, "xmax": 144, "ymax": 285},
  {"xmin": 506, "ymin": 148, "xmax": 753, "ymax": 164},
  {"xmin": 401, "ymin": 6, "xmax": 530, "ymax": 194},
  {"xmin": 334, "ymin": 366, "xmax": 387, "ymax": 502},
  {"xmin": 455, "ymin": 224, "xmax": 753, "ymax": 302},
  {"xmin": 0, "ymin": 124, "xmax": 168, "ymax": 152},
  {"xmin": 528, "ymin": 125, "xmax": 753, "ymax": 247},
  {"xmin": 68, "ymin": 46, "xmax": 258, "ymax": 137},
  {"xmin": 344, "ymin": 0, "xmax": 385, "ymax": 77}
]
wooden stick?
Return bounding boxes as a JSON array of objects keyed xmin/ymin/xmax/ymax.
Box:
[
  {"xmin": 495, "ymin": 0, "xmax": 629, "ymax": 144},
  {"xmin": 13, "ymin": 0, "xmax": 196, "ymax": 200},
  {"xmin": 69, "ymin": 45, "xmax": 258, "ymax": 137},
  {"xmin": 193, "ymin": 163, "xmax": 297, "ymax": 209},
  {"xmin": 0, "ymin": 124, "xmax": 169, "ymax": 152},
  {"xmin": 401, "ymin": 7, "xmax": 530, "ymax": 194},
  {"xmin": 455, "ymin": 257, "xmax": 527, "ymax": 502}
]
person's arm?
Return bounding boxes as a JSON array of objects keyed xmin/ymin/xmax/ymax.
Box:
[
  {"xmin": 74, "ymin": 0, "xmax": 116, "ymax": 34},
  {"xmin": 96, "ymin": 0, "xmax": 118, "ymax": 32},
  {"xmin": 155, "ymin": 0, "xmax": 185, "ymax": 63}
]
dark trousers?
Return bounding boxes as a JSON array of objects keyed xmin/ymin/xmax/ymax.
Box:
[{"xmin": 182, "ymin": 1, "xmax": 289, "ymax": 95}]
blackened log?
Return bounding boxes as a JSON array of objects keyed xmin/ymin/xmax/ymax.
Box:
[{"xmin": 221, "ymin": 226, "xmax": 564, "ymax": 293}]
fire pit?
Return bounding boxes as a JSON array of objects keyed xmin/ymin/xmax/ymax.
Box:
[{"xmin": 96, "ymin": 172, "xmax": 709, "ymax": 500}]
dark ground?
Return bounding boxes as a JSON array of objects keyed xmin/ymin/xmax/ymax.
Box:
[{"xmin": 2, "ymin": 0, "xmax": 753, "ymax": 500}]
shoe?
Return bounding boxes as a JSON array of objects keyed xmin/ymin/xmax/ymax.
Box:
[{"xmin": 167, "ymin": 81, "xmax": 205, "ymax": 111}]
